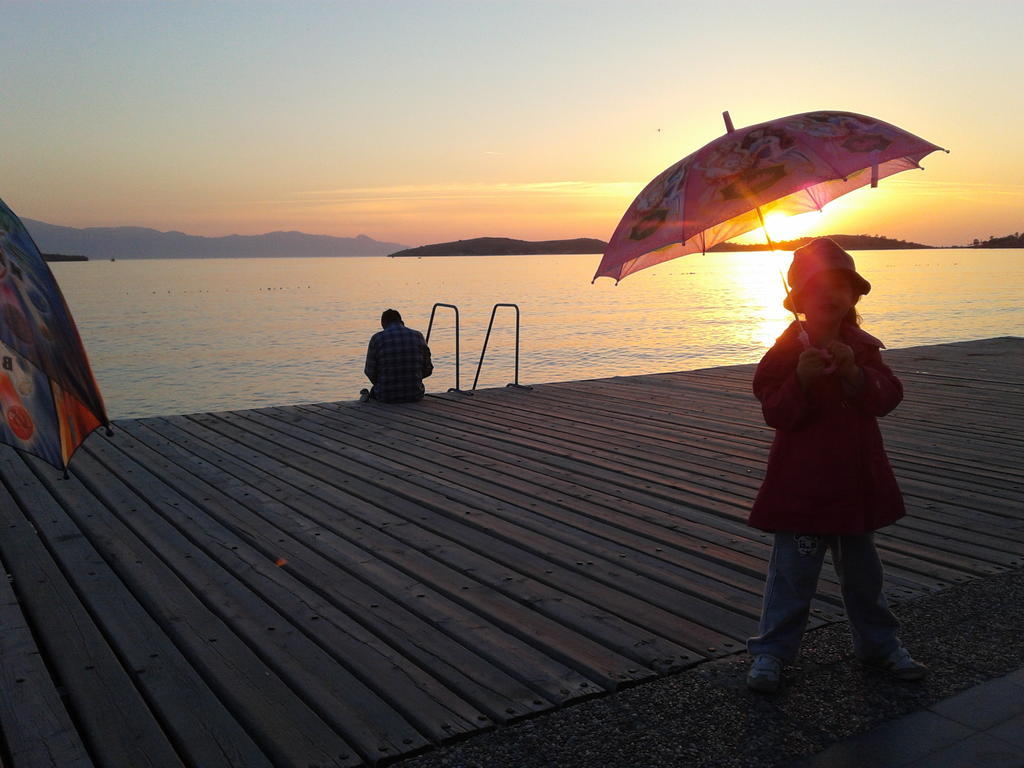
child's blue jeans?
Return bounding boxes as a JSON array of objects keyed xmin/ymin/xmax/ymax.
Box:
[{"xmin": 747, "ymin": 532, "xmax": 901, "ymax": 663}]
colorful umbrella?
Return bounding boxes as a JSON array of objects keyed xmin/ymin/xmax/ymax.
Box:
[
  {"xmin": 0, "ymin": 197, "xmax": 108, "ymax": 471},
  {"xmin": 593, "ymin": 110, "xmax": 946, "ymax": 283}
]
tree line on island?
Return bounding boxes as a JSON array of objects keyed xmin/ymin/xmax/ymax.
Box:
[
  {"xmin": 708, "ymin": 234, "xmax": 928, "ymax": 251},
  {"xmin": 965, "ymin": 232, "xmax": 1024, "ymax": 249},
  {"xmin": 387, "ymin": 237, "xmax": 607, "ymax": 257}
]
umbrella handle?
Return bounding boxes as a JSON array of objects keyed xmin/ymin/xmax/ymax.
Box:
[
  {"xmin": 783, "ymin": 273, "xmax": 836, "ymax": 371},
  {"xmin": 798, "ymin": 328, "xmax": 838, "ymax": 372}
]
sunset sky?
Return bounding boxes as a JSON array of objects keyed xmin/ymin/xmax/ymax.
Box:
[{"xmin": 2, "ymin": 0, "xmax": 1021, "ymax": 248}]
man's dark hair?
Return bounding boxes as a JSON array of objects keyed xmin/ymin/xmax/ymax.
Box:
[{"xmin": 381, "ymin": 308, "xmax": 403, "ymax": 327}]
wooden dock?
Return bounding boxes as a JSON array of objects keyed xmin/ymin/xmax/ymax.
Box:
[{"xmin": 0, "ymin": 337, "xmax": 1020, "ymax": 768}]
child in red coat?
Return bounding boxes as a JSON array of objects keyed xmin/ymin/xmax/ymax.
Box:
[{"xmin": 746, "ymin": 238, "xmax": 927, "ymax": 693}]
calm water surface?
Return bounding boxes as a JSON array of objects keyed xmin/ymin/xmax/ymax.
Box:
[{"xmin": 51, "ymin": 250, "xmax": 1023, "ymax": 419}]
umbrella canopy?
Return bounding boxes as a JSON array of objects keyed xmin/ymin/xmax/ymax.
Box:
[
  {"xmin": 0, "ymin": 197, "xmax": 108, "ymax": 470},
  {"xmin": 593, "ymin": 110, "xmax": 946, "ymax": 283}
]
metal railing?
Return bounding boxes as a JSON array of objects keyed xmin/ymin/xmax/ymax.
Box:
[
  {"xmin": 425, "ymin": 303, "xmax": 469, "ymax": 394},
  {"xmin": 425, "ymin": 302, "xmax": 532, "ymax": 395},
  {"xmin": 473, "ymin": 303, "xmax": 532, "ymax": 391}
]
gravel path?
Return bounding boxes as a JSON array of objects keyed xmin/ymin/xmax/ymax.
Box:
[{"xmin": 396, "ymin": 567, "xmax": 1024, "ymax": 768}]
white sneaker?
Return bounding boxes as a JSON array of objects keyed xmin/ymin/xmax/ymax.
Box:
[
  {"xmin": 863, "ymin": 646, "xmax": 928, "ymax": 681},
  {"xmin": 747, "ymin": 654, "xmax": 782, "ymax": 693}
]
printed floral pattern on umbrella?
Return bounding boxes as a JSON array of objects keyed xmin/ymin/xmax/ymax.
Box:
[
  {"xmin": 0, "ymin": 197, "xmax": 108, "ymax": 470},
  {"xmin": 594, "ymin": 111, "xmax": 946, "ymax": 283}
]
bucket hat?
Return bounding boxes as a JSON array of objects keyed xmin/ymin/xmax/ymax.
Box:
[{"xmin": 788, "ymin": 238, "xmax": 871, "ymax": 297}]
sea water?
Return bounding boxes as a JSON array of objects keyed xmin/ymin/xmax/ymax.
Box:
[{"xmin": 50, "ymin": 249, "xmax": 1023, "ymax": 420}]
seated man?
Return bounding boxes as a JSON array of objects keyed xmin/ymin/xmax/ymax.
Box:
[{"xmin": 362, "ymin": 308, "xmax": 433, "ymax": 403}]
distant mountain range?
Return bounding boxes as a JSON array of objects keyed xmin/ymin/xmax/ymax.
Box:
[
  {"xmin": 23, "ymin": 219, "xmax": 408, "ymax": 260},
  {"xmin": 389, "ymin": 237, "xmax": 608, "ymax": 257},
  {"xmin": 23, "ymin": 218, "xmax": 1019, "ymax": 263}
]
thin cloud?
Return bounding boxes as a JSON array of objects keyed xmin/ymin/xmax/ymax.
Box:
[
  {"xmin": 884, "ymin": 178, "xmax": 1024, "ymax": 198},
  {"xmin": 290, "ymin": 181, "xmax": 641, "ymax": 206}
]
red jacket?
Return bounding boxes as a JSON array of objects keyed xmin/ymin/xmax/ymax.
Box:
[{"xmin": 748, "ymin": 322, "xmax": 906, "ymax": 534}]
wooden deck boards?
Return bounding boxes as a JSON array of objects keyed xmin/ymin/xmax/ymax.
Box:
[{"xmin": 0, "ymin": 337, "xmax": 1020, "ymax": 767}]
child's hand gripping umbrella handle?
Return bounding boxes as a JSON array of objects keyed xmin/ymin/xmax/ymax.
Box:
[{"xmin": 783, "ymin": 273, "xmax": 838, "ymax": 373}]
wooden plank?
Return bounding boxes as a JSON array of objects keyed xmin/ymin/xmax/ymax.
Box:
[
  {"xmin": 70, "ymin": 443, "xmax": 430, "ymax": 764},
  {"xmin": 663, "ymin": 348, "xmax": 1024, "ymax": 436},
  {"xmin": 885, "ymin": 338, "xmax": 1024, "ymax": 387},
  {"xmin": 525, "ymin": 382, "xmax": 1023, "ymax": 473},
  {"xmin": 401, "ymin": 397, "xmax": 1023, "ymax": 558},
  {"xmin": 886, "ymin": 457, "xmax": 1023, "ymax": 500},
  {"xmin": 409, "ymin": 400, "xmax": 769, "ymax": 508},
  {"xmin": 425, "ymin": 390, "xmax": 771, "ymax": 494},
  {"xmin": 238, "ymin": 406, "xmax": 754, "ymax": 651},
  {"xmin": 888, "ymin": 515, "xmax": 1024, "ymax": 559},
  {"xmin": 450, "ymin": 388, "xmax": 776, "ymax": 473},
  {"xmin": 147, "ymin": 414, "xmax": 619, "ymax": 702},
  {"xmin": 125, "ymin": 419, "xmax": 595, "ymax": 717},
  {"xmin": 530, "ymin": 374, "xmax": 1022, "ymax": 469},
  {"xmin": 304, "ymin": 401, "xmax": 837, "ymax": 616},
  {"xmin": 0, "ymin": 530, "xmax": 93, "ymax": 768},
  {"xmin": 9, "ymin": 456, "xmax": 275, "ymax": 768},
  {"xmin": 0, "ymin": 449, "xmax": 185, "ymax": 768},
  {"xmin": 397, "ymin": 395, "xmax": 770, "ymax": 506},
  {"xmin": 334, "ymin": 399, "xmax": 1020, "ymax": 585},
  {"xmin": 601, "ymin": 370, "xmax": 1024, "ymax": 427},
  {"xmin": 416, "ymin": 398, "xmax": 985, "ymax": 586},
  {"xmin": 102, "ymin": 420, "xmax": 534, "ymax": 730},
  {"xmin": 284, "ymin": 404, "xmax": 780, "ymax": 626},
  {"xmin": 433, "ymin": 402, "xmax": 995, "ymax": 586},
  {"xmin": 307, "ymin": 403, "xmax": 955, "ymax": 608},
  {"xmin": 330, "ymin": 400, "xmax": 944, "ymax": 599},
  {"xmin": 457, "ymin": 378, "xmax": 1023, "ymax": 530},
  {"xmin": 378, "ymin": 395, "xmax": 1021, "ymax": 552},
  {"xmin": 18, "ymin": 450, "xmax": 362, "ymax": 768},
  {"xmin": 190, "ymin": 409, "xmax": 706, "ymax": 671},
  {"xmin": 168, "ymin": 413, "xmax": 663, "ymax": 688}
]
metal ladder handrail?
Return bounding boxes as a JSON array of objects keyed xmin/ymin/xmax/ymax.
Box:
[
  {"xmin": 425, "ymin": 302, "xmax": 469, "ymax": 394},
  {"xmin": 473, "ymin": 303, "xmax": 533, "ymax": 391}
]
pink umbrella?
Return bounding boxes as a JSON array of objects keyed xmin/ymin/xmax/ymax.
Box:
[{"xmin": 593, "ymin": 110, "xmax": 946, "ymax": 283}]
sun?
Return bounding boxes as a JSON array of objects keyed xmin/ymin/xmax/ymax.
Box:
[
  {"xmin": 760, "ymin": 211, "xmax": 822, "ymax": 242},
  {"xmin": 732, "ymin": 209, "xmax": 832, "ymax": 246}
]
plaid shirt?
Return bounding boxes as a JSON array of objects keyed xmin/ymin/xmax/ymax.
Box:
[{"xmin": 364, "ymin": 323, "xmax": 433, "ymax": 403}]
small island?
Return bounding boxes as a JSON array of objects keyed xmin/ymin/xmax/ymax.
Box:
[
  {"xmin": 387, "ymin": 233, "xmax": 940, "ymax": 257},
  {"xmin": 42, "ymin": 253, "xmax": 89, "ymax": 262},
  {"xmin": 710, "ymin": 234, "xmax": 932, "ymax": 251},
  {"xmin": 388, "ymin": 237, "xmax": 608, "ymax": 257}
]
